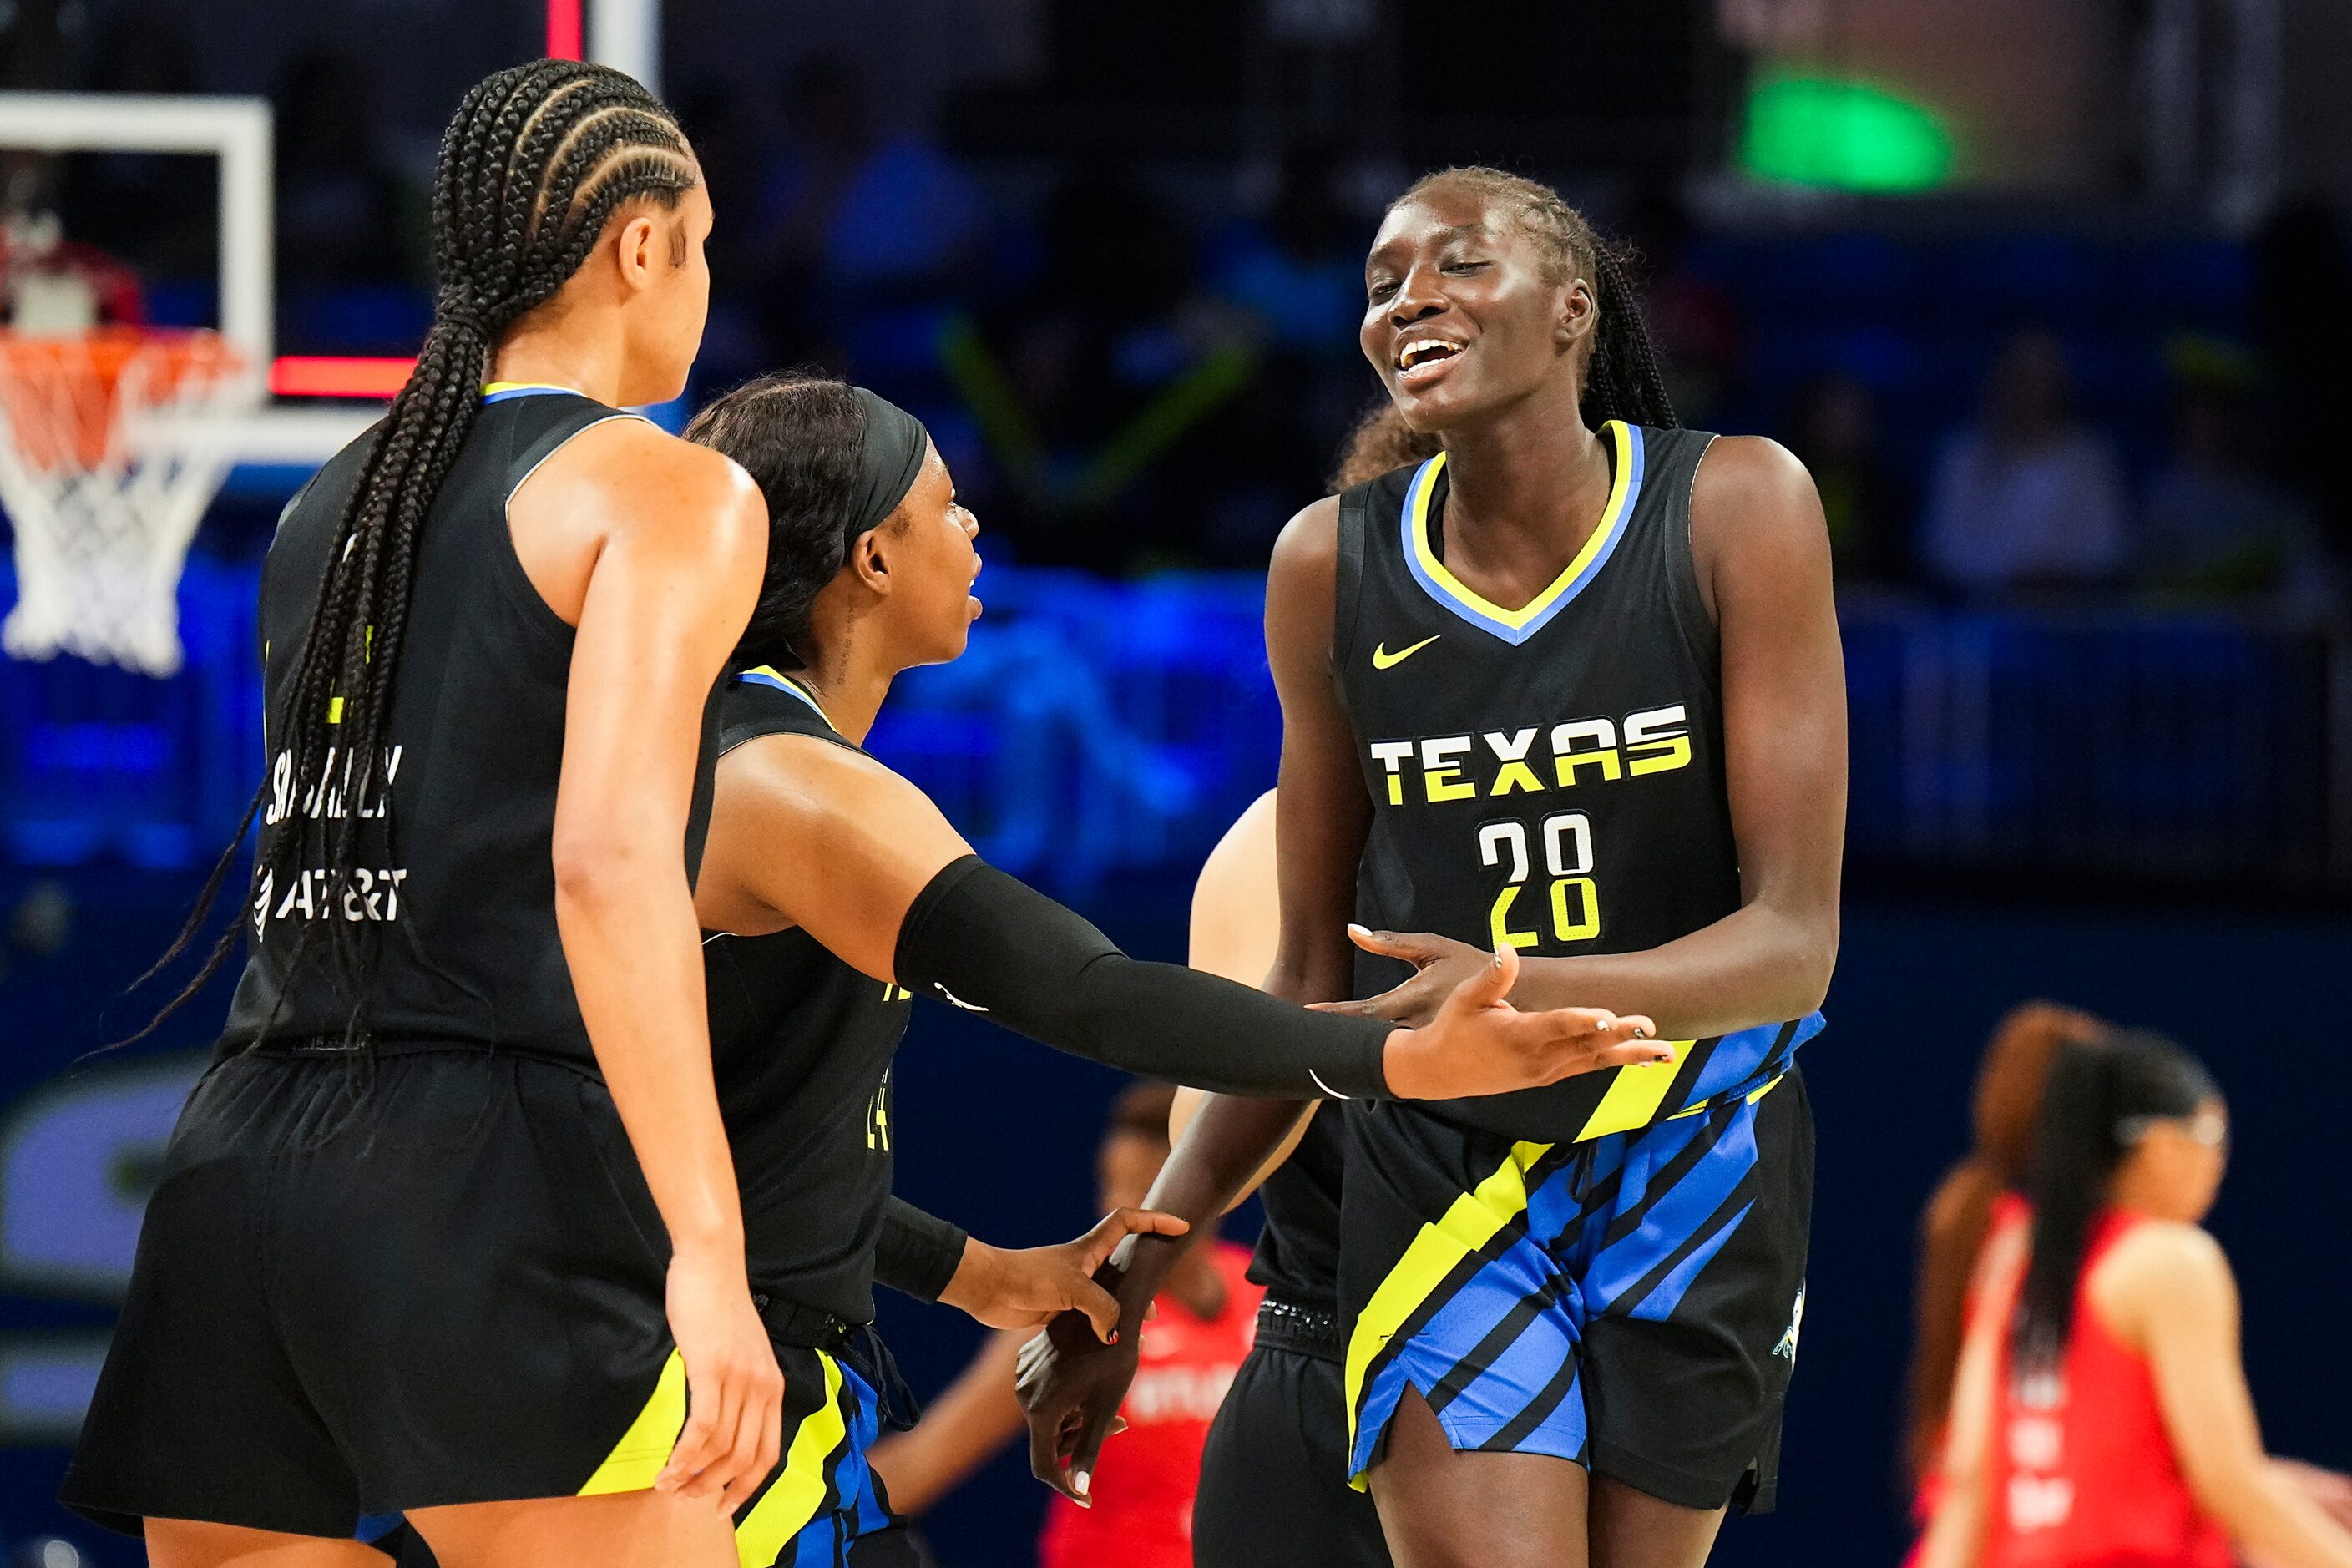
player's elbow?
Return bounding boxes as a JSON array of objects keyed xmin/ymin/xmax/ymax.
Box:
[
  {"xmin": 1777, "ymin": 905, "xmax": 1839, "ymax": 1016},
  {"xmin": 550, "ymin": 820, "xmax": 670, "ymax": 914}
]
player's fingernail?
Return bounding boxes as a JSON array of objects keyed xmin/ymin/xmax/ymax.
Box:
[
  {"xmin": 1348, "ymin": 923, "xmax": 1370, "ymax": 935},
  {"xmin": 1075, "ymin": 1472, "xmax": 1091, "ymax": 1499}
]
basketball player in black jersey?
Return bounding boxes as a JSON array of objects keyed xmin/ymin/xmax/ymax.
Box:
[
  {"xmin": 1024, "ymin": 167, "xmax": 1845, "ymax": 1568},
  {"xmin": 645, "ymin": 372, "xmax": 1686, "ymax": 1565},
  {"xmin": 64, "ymin": 63, "xmax": 787, "ymax": 1568}
]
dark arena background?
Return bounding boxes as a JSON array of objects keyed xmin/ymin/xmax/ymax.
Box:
[{"xmin": 2, "ymin": 2, "xmax": 2349, "ymax": 1565}]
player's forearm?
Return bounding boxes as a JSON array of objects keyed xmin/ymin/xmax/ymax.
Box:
[
  {"xmin": 557, "ymin": 850, "xmax": 744, "ymax": 1258},
  {"xmin": 1105, "ymin": 1095, "xmax": 1308, "ymax": 1322},
  {"xmin": 2208, "ymin": 1462, "xmax": 2352, "ymax": 1568},
  {"xmin": 1512, "ymin": 898, "xmax": 1835, "ymax": 1039},
  {"xmin": 877, "ymin": 1197, "xmax": 969, "ymax": 1304},
  {"xmin": 893, "ymin": 857, "xmax": 1397, "ymax": 1098}
]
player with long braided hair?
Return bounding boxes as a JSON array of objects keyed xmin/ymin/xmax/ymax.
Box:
[
  {"xmin": 65, "ymin": 61, "xmax": 781, "ymax": 1568},
  {"xmin": 1023, "ymin": 165, "xmax": 1845, "ymax": 1568}
]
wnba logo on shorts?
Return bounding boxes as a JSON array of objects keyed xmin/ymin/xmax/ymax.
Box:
[{"xmin": 1773, "ymin": 1284, "xmax": 1805, "ymax": 1363}]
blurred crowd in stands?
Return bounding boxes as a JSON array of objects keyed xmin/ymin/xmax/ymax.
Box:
[{"xmin": 18, "ymin": 10, "xmax": 2352, "ymax": 623}]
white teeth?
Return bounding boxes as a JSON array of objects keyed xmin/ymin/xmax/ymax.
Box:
[{"xmin": 1399, "ymin": 338, "xmax": 1463, "ymax": 371}]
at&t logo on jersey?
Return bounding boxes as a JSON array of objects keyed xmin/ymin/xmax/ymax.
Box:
[{"xmin": 1364, "ymin": 701, "xmax": 1694, "ymax": 807}]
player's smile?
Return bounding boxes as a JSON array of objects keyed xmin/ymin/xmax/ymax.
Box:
[{"xmin": 1395, "ymin": 334, "xmax": 1469, "ymax": 387}]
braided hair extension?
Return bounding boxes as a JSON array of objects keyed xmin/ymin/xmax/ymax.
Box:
[
  {"xmin": 129, "ymin": 61, "xmax": 701, "ymax": 1046},
  {"xmin": 1392, "ymin": 166, "xmax": 1678, "ymax": 432}
]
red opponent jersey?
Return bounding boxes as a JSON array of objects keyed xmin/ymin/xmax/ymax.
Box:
[
  {"xmin": 1985, "ymin": 1208, "xmax": 2232, "ymax": 1568},
  {"xmin": 1036, "ymin": 1242, "xmax": 1262, "ymax": 1568}
]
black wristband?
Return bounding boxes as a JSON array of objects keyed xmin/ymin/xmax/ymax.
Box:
[
  {"xmin": 873, "ymin": 1197, "xmax": 967, "ymax": 1304},
  {"xmin": 893, "ymin": 855, "xmax": 1392, "ymax": 1099}
]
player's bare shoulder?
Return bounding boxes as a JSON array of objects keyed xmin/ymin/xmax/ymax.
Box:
[
  {"xmin": 573, "ymin": 418, "xmax": 762, "ymax": 541},
  {"xmin": 1264, "ymin": 493, "xmax": 1345, "ymax": 676},
  {"xmin": 1687, "ymin": 433, "xmax": 1833, "ymax": 618},
  {"xmin": 1267, "ymin": 493, "xmax": 1343, "ymax": 587}
]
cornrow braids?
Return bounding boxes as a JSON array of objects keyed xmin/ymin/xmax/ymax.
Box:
[
  {"xmin": 1392, "ymin": 165, "xmax": 1678, "ymax": 432},
  {"xmin": 131, "ymin": 61, "xmax": 701, "ymax": 1047}
]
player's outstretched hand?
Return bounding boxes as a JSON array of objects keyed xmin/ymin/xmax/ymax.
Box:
[
  {"xmin": 1315, "ymin": 924, "xmax": 1511, "ymax": 1029},
  {"xmin": 656, "ymin": 1245, "xmax": 787, "ymax": 1512},
  {"xmin": 943, "ymin": 1208, "xmax": 1189, "ymax": 1335},
  {"xmin": 1016, "ymin": 1304, "xmax": 1136, "ymax": 1509},
  {"xmin": 1355, "ymin": 939, "xmax": 1670, "ymax": 1100}
]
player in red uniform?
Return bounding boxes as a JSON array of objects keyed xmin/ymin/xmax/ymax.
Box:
[
  {"xmin": 867, "ymin": 1080, "xmax": 1263, "ymax": 1568},
  {"xmin": 1920, "ymin": 1032, "xmax": 2352, "ymax": 1568}
]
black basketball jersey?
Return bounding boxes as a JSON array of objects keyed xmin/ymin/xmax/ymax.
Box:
[
  {"xmin": 1247, "ymin": 1109, "xmax": 1347, "ymax": 1310},
  {"xmin": 1333, "ymin": 422, "xmax": 1822, "ymax": 1145},
  {"xmin": 218, "ymin": 388, "xmax": 722, "ymax": 1069},
  {"xmin": 702, "ymin": 668, "xmax": 915, "ymax": 1324}
]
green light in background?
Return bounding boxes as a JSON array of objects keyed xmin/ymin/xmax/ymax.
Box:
[{"xmin": 1740, "ymin": 75, "xmax": 1953, "ymax": 193}]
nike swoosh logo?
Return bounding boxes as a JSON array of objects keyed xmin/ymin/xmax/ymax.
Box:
[{"xmin": 1372, "ymin": 635, "xmax": 1440, "ymax": 670}]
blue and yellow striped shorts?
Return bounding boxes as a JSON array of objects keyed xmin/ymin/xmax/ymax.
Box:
[
  {"xmin": 578, "ymin": 1334, "xmax": 913, "ymax": 1567},
  {"xmin": 1338, "ymin": 1065, "xmax": 1814, "ymax": 1513}
]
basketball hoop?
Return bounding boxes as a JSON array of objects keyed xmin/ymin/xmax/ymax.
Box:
[{"xmin": 0, "ymin": 326, "xmax": 250, "ymax": 676}]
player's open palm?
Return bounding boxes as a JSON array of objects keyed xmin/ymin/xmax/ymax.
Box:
[
  {"xmin": 1373, "ymin": 942, "xmax": 1668, "ymax": 1100},
  {"xmin": 656, "ymin": 1247, "xmax": 787, "ymax": 1512}
]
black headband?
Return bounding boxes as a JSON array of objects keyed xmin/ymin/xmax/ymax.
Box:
[{"xmin": 846, "ymin": 387, "xmax": 930, "ymax": 548}]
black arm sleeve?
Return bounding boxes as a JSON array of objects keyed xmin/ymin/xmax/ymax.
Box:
[
  {"xmin": 873, "ymin": 1197, "xmax": 968, "ymax": 1304},
  {"xmin": 893, "ymin": 856, "xmax": 1393, "ymax": 1100}
]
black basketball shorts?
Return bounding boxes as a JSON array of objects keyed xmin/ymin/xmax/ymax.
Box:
[
  {"xmin": 1339, "ymin": 1069, "xmax": 1813, "ymax": 1513},
  {"xmin": 1193, "ymin": 1299, "xmax": 1394, "ymax": 1568},
  {"xmin": 62, "ymin": 1046, "xmax": 682, "ymax": 1537}
]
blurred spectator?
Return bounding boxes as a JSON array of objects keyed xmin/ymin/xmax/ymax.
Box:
[
  {"xmin": 1622, "ymin": 186, "xmax": 1743, "ymax": 429},
  {"xmin": 1783, "ymin": 372, "xmax": 1909, "ymax": 586},
  {"xmin": 53, "ymin": 3, "xmax": 214, "ymax": 280},
  {"xmin": 0, "ymin": 0, "xmax": 70, "ymax": 90},
  {"xmin": 1201, "ymin": 146, "xmax": 1377, "ymax": 564},
  {"xmin": 752, "ymin": 52, "xmax": 986, "ymax": 372},
  {"xmin": 2252, "ymin": 202, "xmax": 2352, "ymax": 569},
  {"xmin": 1209, "ymin": 147, "xmax": 1364, "ymax": 361},
  {"xmin": 2137, "ymin": 341, "xmax": 2340, "ymax": 620},
  {"xmin": 273, "ymin": 45, "xmax": 418, "ymax": 288},
  {"xmin": 673, "ymin": 79, "xmax": 776, "ymax": 395},
  {"xmin": 948, "ymin": 169, "xmax": 1252, "ymax": 571},
  {"xmin": 1921, "ymin": 331, "xmax": 2130, "ymax": 595}
]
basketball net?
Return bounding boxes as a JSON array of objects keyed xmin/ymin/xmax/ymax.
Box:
[{"xmin": 0, "ymin": 235, "xmax": 250, "ymax": 675}]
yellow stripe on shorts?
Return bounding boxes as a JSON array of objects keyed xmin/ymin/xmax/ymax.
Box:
[
  {"xmin": 1343, "ymin": 1139, "xmax": 1553, "ymax": 1489},
  {"xmin": 1574, "ymin": 1050, "xmax": 1689, "ymax": 1140},
  {"xmin": 735, "ymin": 1351, "xmax": 848, "ymax": 1568},
  {"xmin": 579, "ymin": 1349, "xmax": 689, "ymax": 1495}
]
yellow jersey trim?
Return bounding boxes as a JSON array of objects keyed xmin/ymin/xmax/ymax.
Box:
[
  {"xmin": 1400, "ymin": 420, "xmax": 1644, "ymax": 645},
  {"xmin": 738, "ymin": 665, "xmax": 841, "ymax": 735}
]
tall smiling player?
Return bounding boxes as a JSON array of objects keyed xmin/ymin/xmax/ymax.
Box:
[{"xmin": 1025, "ymin": 166, "xmax": 1844, "ymax": 1568}]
